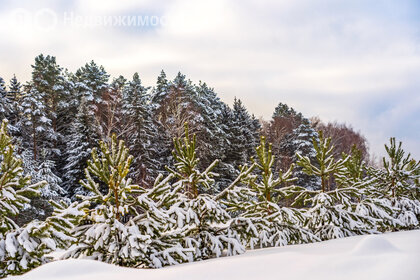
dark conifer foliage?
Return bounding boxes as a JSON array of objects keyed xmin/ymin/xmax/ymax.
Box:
[{"xmin": 1, "ymin": 54, "xmax": 372, "ymax": 202}]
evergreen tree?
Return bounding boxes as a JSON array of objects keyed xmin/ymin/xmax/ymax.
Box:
[
  {"xmin": 224, "ymin": 136, "xmax": 317, "ymax": 248},
  {"xmin": 0, "ymin": 200, "xmax": 86, "ymax": 277},
  {"xmin": 122, "ymin": 73, "xmax": 160, "ymax": 186},
  {"xmin": 62, "ymin": 98, "xmax": 100, "ymax": 199},
  {"xmin": 224, "ymin": 98, "xmax": 260, "ymax": 174},
  {"xmin": 337, "ymin": 146, "xmax": 401, "ymax": 232},
  {"xmin": 30, "ymin": 54, "xmax": 67, "ymax": 161},
  {"xmin": 32, "ymin": 159, "xmax": 65, "ymax": 200},
  {"xmin": 64, "ymin": 134, "xmax": 188, "ymax": 267},
  {"xmin": 19, "ymin": 85, "xmax": 53, "ymax": 161},
  {"xmin": 287, "ymin": 131, "xmax": 377, "ymax": 240},
  {"xmin": 7, "ymin": 75, "xmax": 23, "ymax": 138},
  {"xmin": 75, "ymin": 60, "xmax": 109, "ymax": 106},
  {"xmin": 0, "ymin": 77, "xmax": 12, "ymax": 123},
  {"xmin": 0, "ymin": 119, "xmax": 76, "ymax": 277},
  {"xmin": 292, "ymin": 122, "xmax": 320, "ymax": 190},
  {"xmin": 0, "ymin": 120, "xmax": 42, "ymax": 234},
  {"xmin": 165, "ymin": 124, "xmax": 245, "ymax": 261},
  {"xmin": 367, "ymin": 138, "xmax": 420, "ymax": 229},
  {"xmin": 151, "ymin": 70, "xmax": 169, "ymax": 106}
]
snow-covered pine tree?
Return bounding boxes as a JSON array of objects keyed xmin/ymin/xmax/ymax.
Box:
[
  {"xmin": 165, "ymin": 124, "xmax": 245, "ymax": 261},
  {"xmin": 30, "ymin": 54, "xmax": 67, "ymax": 161},
  {"xmin": 74, "ymin": 60, "xmax": 109, "ymax": 106},
  {"xmin": 0, "ymin": 119, "xmax": 74, "ymax": 277},
  {"xmin": 287, "ymin": 131, "xmax": 377, "ymax": 240},
  {"xmin": 223, "ymin": 136, "xmax": 317, "ymax": 249},
  {"xmin": 0, "ymin": 199, "xmax": 87, "ymax": 277},
  {"xmin": 0, "ymin": 120, "xmax": 41, "ymax": 235},
  {"xmin": 267, "ymin": 103, "xmax": 318, "ymax": 185},
  {"xmin": 366, "ymin": 138, "xmax": 420, "ymax": 230},
  {"xmin": 63, "ymin": 134, "xmax": 188, "ymax": 268},
  {"xmin": 336, "ymin": 146, "xmax": 401, "ymax": 232}
]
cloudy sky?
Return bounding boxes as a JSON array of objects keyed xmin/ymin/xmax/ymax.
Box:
[{"xmin": 0, "ymin": 0, "xmax": 419, "ymax": 159}]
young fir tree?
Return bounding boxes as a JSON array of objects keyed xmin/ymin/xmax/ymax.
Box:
[
  {"xmin": 223, "ymin": 136, "xmax": 317, "ymax": 249},
  {"xmin": 63, "ymin": 134, "xmax": 188, "ymax": 268},
  {"xmin": 165, "ymin": 124, "xmax": 245, "ymax": 261},
  {"xmin": 287, "ymin": 131, "xmax": 377, "ymax": 240},
  {"xmin": 367, "ymin": 138, "xmax": 420, "ymax": 229}
]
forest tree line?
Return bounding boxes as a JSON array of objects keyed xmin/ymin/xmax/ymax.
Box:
[{"xmin": 0, "ymin": 54, "xmax": 370, "ymax": 220}]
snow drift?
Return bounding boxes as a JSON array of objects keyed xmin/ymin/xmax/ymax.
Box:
[{"xmin": 10, "ymin": 229, "xmax": 420, "ymax": 280}]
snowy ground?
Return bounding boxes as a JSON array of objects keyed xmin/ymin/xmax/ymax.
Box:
[{"xmin": 10, "ymin": 230, "xmax": 420, "ymax": 280}]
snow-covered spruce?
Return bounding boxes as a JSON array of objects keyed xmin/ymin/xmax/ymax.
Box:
[{"xmin": 223, "ymin": 136, "xmax": 318, "ymax": 249}]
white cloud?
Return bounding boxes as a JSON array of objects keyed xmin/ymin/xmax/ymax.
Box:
[{"xmin": 0, "ymin": 0, "xmax": 419, "ymax": 158}]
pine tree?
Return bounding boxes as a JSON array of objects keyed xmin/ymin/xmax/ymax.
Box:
[
  {"xmin": 63, "ymin": 134, "xmax": 188, "ymax": 267},
  {"xmin": 367, "ymin": 138, "xmax": 420, "ymax": 229},
  {"xmin": 0, "ymin": 119, "xmax": 74, "ymax": 277},
  {"xmin": 75, "ymin": 60, "xmax": 109, "ymax": 106},
  {"xmin": 0, "ymin": 199, "xmax": 87, "ymax": 277},
  {"xmin": 165, "ymin": 124, "xmax": 245, "ymax": 261},
  {"xmin": 30, "ymin": 54, "xmax": 67, "ymax": 161},
  {"xmin": 0, "ymin": 120, "xmax": 42, "ymax": 235},
  {"xmin": 151, "ymin": 70, "xmax": 169, "ymax": 106},
  {"xmin": 32, "ymin": 159, "xmax": 65, "ymax": 200},
  {"xmin": 224, "ymin": 136, "xmax": 317, "ymax": 248},
  {"xmin": 288, "ymin": 131, "xmax": 377, "ymax": 240},
  {"xmin": 337, "ymin": 146, "xmax": 401, "ymax": 232}
]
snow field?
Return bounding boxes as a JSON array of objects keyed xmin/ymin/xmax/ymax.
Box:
[{"xmin": 11, "ymin": 229, "xmax": 420, "ymax": 280}]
